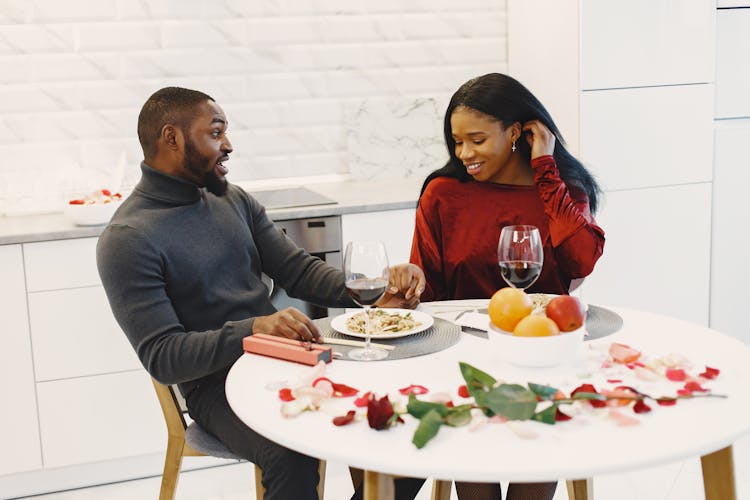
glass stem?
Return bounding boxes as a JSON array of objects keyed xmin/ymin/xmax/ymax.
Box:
[{"xmin": 363, "ymin": 306, "xmax": 371, "ymax": 351}]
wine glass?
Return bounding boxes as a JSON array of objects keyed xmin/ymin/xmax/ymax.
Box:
[
  {"xmin": 343, "ymin": 240, "xmax": 390, "ymax": 361},
  {"xmin": 497, "ymin": 225, "xmax": 543, "ymax": 290}
]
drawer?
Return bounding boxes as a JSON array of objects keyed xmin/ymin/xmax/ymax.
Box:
[
  {"xmin": 24, "ymin": 237, "xmax": 101, "ymax": 291},
  {"xmin": 581, "ymin": 84, "xmax": 713, "ymax": 191},
  {"xmin": 581, "ymin": 184, "xmax": 711, "ymax": 326},
  {"xmin": 28, "ymin": 286, "xmax": 141, "ymax": 381},
  {"xmin": 715, "ymin": 8, "xmax": 750, "ymax": 118},
  {"xmin": 36, "ymin": 370, "xmax": 164, "ymax": 468}
]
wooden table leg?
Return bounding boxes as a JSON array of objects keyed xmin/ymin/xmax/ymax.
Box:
[
  {"xmin": 363, "ymin": 470, "xmax": 395, "ymax": 500},
  {"xmin": 566, "ymin": 478, "xmax": 593, "ymax": 500},
  {"xmin": 701, "ymin": 445, "xmax": 736, "ymax": 500},
  {"xmin": 431, "ymin": 479, "xmax": 452, "ymax": 500}
]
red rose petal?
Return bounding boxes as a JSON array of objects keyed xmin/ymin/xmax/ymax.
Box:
[
  {"xmin": 607, "ymin": 379, "xmax": 622, "ymax": 384},
  {"xmin": 278, "ymin": 388, "xmax": 295, "ymax": 402},
  {"xmin": 446, "ymin": 401, "xmax": 455, "ymax": 408},
  {"xmin": 656, "ymin": 397, "xmax": 677, "ymax": 406},
  {"xmin": 457, "ymin": 385, "xmax": 470, "ymax": 398},
  {"xmin": 684, "ymin": 381, "xmax": 708, "ymax": 393},
  {"xmin": 398, "ymin": 384, "xmax": 429, "ymax": 395},
  {"xmin": 332, "ymin": 410, "xmax": 357, "ymax": 426},
  {"xmin": 312, "ymin": 377, "xmax": 358, "ymax": 397},
  {"xmin": 633, "ymin": 400, "xmax": 652, "ymax": 414},
  {"xmin": 677, "ymin": 389, "xmax": 693, "ymax": 396},
  {"xmin": 666, "ymin": 368, "xmax": 687, "ymax": 382},
  {"xmin": 571, "ymin": 383, "xmax": 607, "ymax": 408},
  {"xmin": 354, "ymin": 391, "xmax": 372, "ymax": 407},
  {"xmin": 699, "ymin": 366, "xmax": 720, "ymax": 380},
  {"xmin": 554, "ymin": 408, "xmax": 572, "ymax": 421}
]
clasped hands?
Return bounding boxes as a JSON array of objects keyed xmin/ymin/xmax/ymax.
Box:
[{"xmin": 252, "ymin": 263, "xmax": 426, "ymax": 342}]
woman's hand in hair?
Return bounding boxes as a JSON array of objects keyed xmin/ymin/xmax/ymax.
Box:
[{"xmin": 522, "ymin": 120, "xmax": 556, "ymax": 160}]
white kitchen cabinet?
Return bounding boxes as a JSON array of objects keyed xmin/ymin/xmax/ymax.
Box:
[
  {"xmin": 711, "ymin": 120, "xmax": 750, "ymax": 343},
  {"xmin": 715, "ymin": 8, "xmax": 750, "ymax": 119},
  {"xmin": 581, "ymin": 184, "xmax": 712, "ymax": 326},
  {"xmin": 341, "ymin": 208, "xmax": 417, "ymax": 265},
  {"xmin": 581, "ymin": 0, "xmax": 714, "ymax": 90},
  {"xmin": 24, "ymin": 237, "xmax": 100, "ymax": 291},
  {"xmin": 28, "ymin": 286, "xmax": 140, "ymax": 381},
  {"xmin": 36, "ymin": 370, "xmax": 164, "ymax": 468},
  {"xmin": 0, "ymin": 244, "xmax": 42, "ymax": 475},
  {"xmin": 581, "ymin": 84, "xmax": 714, "ymax": 191}
]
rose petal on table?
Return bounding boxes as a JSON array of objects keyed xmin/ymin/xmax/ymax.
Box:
[
  {"xmin": 332, "ymin": 410, "xmax": 357, "ymax": 426},
  {"xmin": 608, "ymin": 408, "xmax": 640, "ymax": 426},
  {"xmin": 506, "ymin": 421, "xmax": 538, "ymax": 439},
  {"xmin": 281, "ymin": 396, "xmax": 313, "ymax": 417},
  {"xmin": 278, "ymin": 387, "xmax": 295, "ymax": 402},
  {"xmin": 665, "ymin": 368, "xmax": 687, "ymax": 382},
  {"xmin": 427, "ymin": 391, "xmax": 453, "ymax": 404},
  {"xmin": 699, "ymin": 366, "xmax": 720, "ymax": 380}
]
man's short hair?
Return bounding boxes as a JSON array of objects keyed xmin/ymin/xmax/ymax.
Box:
[{"xmin": 137, "ymin": 87, "xmax": 214, "ymax": 160}]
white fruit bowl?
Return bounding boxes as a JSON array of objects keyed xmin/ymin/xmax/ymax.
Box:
[
  {"xmin": 487, "ymin": 322, "xmax": 585, "ymax": 367},
  {"xmin": 64, "ymin": 201, "xmax": 121, "ymax": 226}
]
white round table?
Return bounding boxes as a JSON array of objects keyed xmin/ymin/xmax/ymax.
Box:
[{"xmin": 226, "ymin": 303, "xmax": 750, "ymax": 499}]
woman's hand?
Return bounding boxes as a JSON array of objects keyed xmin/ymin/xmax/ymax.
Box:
[
  {"xmin": 252, "ymin": 307, "xmax": 320, "ymax": 341},
  {"xmin": 522, "ymin": 120, "xmax": 556, "ymax": 159},
  {"xmin": 376, "ymin": 263, "xmax": 426, "ymax": 309}
]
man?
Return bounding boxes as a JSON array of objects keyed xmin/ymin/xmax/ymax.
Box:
[{"xmin": 97, "ymin": 87, "xmax": 425, "ymax": 499}]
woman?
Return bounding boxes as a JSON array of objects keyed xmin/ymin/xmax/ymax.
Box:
[{"xmin": 410, "ymin": 73, "xmax": 605, "ymax": 499}]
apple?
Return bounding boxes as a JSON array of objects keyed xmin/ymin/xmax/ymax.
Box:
[{"xmin": 545, "ymin": 295, "xmax": 585, "ymax": 332}]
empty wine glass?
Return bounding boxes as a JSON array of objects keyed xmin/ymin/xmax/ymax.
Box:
[
  {"xmin": 497, "ymin": 225, "xmax": 543, "ymax": 290},
  {"xmin": 343, "ymin": 240, "xmax": 390, "ymax": 361}
]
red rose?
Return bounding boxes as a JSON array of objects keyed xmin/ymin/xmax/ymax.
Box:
[{"xmin": 367, "ymin": 394, "xmax": 401, "ymax": 430}]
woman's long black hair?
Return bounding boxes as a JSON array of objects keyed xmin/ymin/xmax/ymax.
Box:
[{"xmin": 421, "ymin": 73, "xmax": 602, "ymax": 213}]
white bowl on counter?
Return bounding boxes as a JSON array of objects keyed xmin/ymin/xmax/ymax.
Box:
[
  {"xmin": 487, "ymin": 322, "xmax": 585, "ymax": 367},
  {"xmin": 64, "ymin": 201, "xmax": 121, "ymax": 226}
]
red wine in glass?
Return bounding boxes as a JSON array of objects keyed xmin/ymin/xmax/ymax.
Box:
[
  {"xmin": 343, "ymin": 241, "xmax": 390, "ymax": 361},
  {"xmin": 499, "ymin": 261, "xmax": 543, "ymax": 289},
  {"xmin": 346, "ymin": 278, "xmax": 389, "ymax": 306},
  {"xmin": 497, "ymin": 225, "xmax": 544, "ymax": 290}
]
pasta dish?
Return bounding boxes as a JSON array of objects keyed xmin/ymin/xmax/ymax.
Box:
[{"xmin": 345, "ymin": 309, "xmax": 422, "ymax": 335}]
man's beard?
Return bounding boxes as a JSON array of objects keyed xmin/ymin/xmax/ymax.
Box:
[{"xmin": 183, "ymin": 137, "xmax": 228, "ymax": 196}]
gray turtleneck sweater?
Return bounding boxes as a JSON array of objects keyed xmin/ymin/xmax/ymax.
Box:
[{"xmin": 97, "ymin": 163, "xmax": 352, "ymax": 396}]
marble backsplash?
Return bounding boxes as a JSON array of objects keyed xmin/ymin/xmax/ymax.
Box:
[{"xmin": 346, "ymin": 96, "xmax": 449, "ymax": 181}]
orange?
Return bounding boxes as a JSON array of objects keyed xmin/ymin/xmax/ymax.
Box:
[
  {"xmin": 488, "ymin": 288, "xmax": 533, "ymax": 332},
  {"xmin": 513, "ymin": 314, "xmax": 560, "ymax": 337}
]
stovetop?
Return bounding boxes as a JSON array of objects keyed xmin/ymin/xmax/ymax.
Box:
[{"xmin": 248, "ymin": 187, "xmax": 337, "ymax": 210}]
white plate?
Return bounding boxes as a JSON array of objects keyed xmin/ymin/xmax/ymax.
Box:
[{"xmin": 330, "ymin": 308, "xmax": 434, "ymax": 339}]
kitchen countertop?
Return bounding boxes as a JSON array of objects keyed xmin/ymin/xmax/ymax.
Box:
[{"xmin": 0, "ymin": 176, "xmax": 424, "ymax": 245}]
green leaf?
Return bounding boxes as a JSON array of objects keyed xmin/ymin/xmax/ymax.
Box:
[
  {"xmin": 444, "ymin": 405, "xmax": 472, "ymax": 427},
  {"xmin": 571, "ymin": 391, "xmax": 606, "ymax": 401},
  {"xmin": 412, "ymin": 409, "xmax": 443, "ymax": 449},
  {"xmin": 459, "ymin": 362, "xmax": 497, "ymax": 389},
  {"xmin": 484, "ymin": 384, "xmax": 538, "ymax": 420},
  {"xmin": 531, "ymin": 404, "xmax": 558, "ymax": 425},
  {"xmin": 406, "ymin": 394, "xmax": 449, "ymax": 419},
  {"xmin": 528, "ymin": 382, "xmax": 559, "ymax": 401}
]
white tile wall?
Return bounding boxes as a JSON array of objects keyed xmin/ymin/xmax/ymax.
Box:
[{"xmin": 0, "ymin": 0, "xmax": 508, "ymax": 216}]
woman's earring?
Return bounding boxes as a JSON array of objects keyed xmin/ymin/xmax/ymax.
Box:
[{"xmin": 511, "ymin": 140, "xmax": 517, "ymax": 153}]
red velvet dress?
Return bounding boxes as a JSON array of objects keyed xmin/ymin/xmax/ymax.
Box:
[{"xmin": 409, "ymin": 156, "xmax": 605, "ymax": 301}]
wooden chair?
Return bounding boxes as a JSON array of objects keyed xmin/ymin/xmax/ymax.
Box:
[{"xmin": 151, "ymin": 378, "xmax": 326, "ymax": 499}]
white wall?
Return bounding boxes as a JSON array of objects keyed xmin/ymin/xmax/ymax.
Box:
[{"xmin": 0, "ymin": 0, "xmax": 508, "ymax": 215}]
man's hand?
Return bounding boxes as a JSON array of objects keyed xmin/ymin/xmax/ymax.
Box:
[
  {"xmin": 376, "ymin": 263, "xmax": 426, "ymax": 309},
  {"xmin": 252, "ymin": 307, "xmax": 320, "ymax": 342}
]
